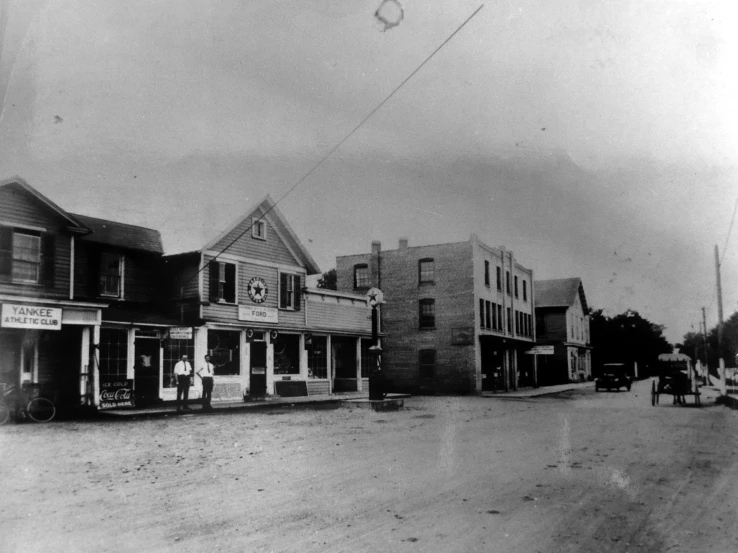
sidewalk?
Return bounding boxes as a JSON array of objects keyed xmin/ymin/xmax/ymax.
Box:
[
  {"xmin": 482, "ymin": 381, "xmax": 595, "ymax": 399},
  {"xmin": 99, "ymin": 391, "xmax": 370, "ymax": 419}
]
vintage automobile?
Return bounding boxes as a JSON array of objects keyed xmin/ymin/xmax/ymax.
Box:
[{"xmin": 595, "ymin": 363, "xmax": 632, "ymax": 392}]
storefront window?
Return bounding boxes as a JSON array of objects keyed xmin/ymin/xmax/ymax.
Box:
[
  {"xmin": 273, "ymin": 334, "xmax": 300, "ymax": 375},
  {"xmin": 307, "ymin": 336, "xmax": 327, "ymax": 379},
  {"xmin": 163, "ymin": 338, "xmax": 194, "ymax": 388},
  {"xmin": 208, "ymin": 330, "xmax": 240, "ymax": 376},
  {"xmin": 99, "ymin": 328, "xmax": 128, "ymax": 382}
]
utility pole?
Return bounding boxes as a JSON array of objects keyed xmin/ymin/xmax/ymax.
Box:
[
  {"xmin": 715, "ymin": 245, "xmax": 726, "ymax": 395},
  {"xmin": 702, "ymin": 307, "xmax": 708, "ymax": 374}
]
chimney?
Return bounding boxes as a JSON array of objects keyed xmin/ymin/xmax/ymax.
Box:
[
  {"xmin": 370, "ymin": 240, "xmax": 381, "ymax": 288},
  {"xmin": 398, "ymin": 237, "xmax": 408, "ymax": 250}
]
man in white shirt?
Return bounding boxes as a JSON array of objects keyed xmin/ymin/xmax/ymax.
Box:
[
  {"xmin": 197, "ymin": 355, "xmax": 215, "ymax": 411},
  {"xmin": 174, "ymin": 355, "xmax": 193, "ymax": 411}
]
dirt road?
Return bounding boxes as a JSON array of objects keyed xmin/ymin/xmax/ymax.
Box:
[{"xmin": 1, "ymin": 380, "xmax": 737, "ymax": 553}]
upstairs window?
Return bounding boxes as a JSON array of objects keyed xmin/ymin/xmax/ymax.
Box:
[
  {"xmin": 485, "ymin": 300, "xmax": 491, "ymax": 330},
  {"xmin": 506, "ymin": 271, "xmax": 511, "ymax": 295},
  {"xmin": 514, "ymin": 275, "xmax": 519, "ymax": 298},
  {"xmin": 99, "ymin": 252, "xmax": 124, "ymax": 298},
  {"xmin": 419, "ymin": 299, "xmax": 435, "ymax": 329},
  {"xmin": 354, "ymin": 263, "xmax": 370, "ymax": 288},
  {"xmin": 209, "ymin": 261, "xmax": 237, "ymax": 304},
  {"xmin": 484, "ymin": 260, "xmax": 490, "ymax": 286},
  {"xmin": 0, "ymin": 227, "xmax": 54, "ymax": 286},
  {"xmin": 496, "ymin": 266, "xmax": 502, "ymax": 291},
  {"xmin": 279, "ymin": 272, "xmax": 302, "ymax": 310},
  {"xmin": 252, "ymin": 217, "xmax": 266, "ymax": 240},
  {"xmin": 418, "ymin": 258, "xmax": 434, "ymax": 284},
  {"xmin": 523, "ymin": 280, "xmax": 528, "ymax": 302}
]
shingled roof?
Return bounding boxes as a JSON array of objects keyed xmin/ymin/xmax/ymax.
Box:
[
  {"xmin": 71, "ymin": 213, "xmax": 163, "ymax": 254},
  {"xmin": 534, "ymin": 277, "xmax": 588, "ymax": 311}
]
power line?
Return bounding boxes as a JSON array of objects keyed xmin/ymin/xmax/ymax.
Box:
[
  {"xmin": 184, "ymin": 4, "xmax": 485, "ymax": 287},
  {"xmin": 721, "ymin": 193, "xmax": 738, "ymax": 265}
]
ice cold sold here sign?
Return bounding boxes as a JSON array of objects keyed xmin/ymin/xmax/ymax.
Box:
[{"xmin": 1, "ymin": 304, "xmax": 62, "ymax": 330}]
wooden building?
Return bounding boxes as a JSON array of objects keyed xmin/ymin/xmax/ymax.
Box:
[
  {"xmin": 0, "ymin": 177, "xmax": 106, "ymax": 413},
  {"xmin": 534, "ymin": 277, "xmax": 592, "ymax": 385},
  {"xmin": 336, "ymin": 236, "xmax": 535, "ymax": 394},
  {"xmin": 163, "ymin": 195, "xmax": 375, "ymax": 401}
]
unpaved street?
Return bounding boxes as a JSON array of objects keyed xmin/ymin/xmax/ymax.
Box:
[{"xmin": 1, "ymin": 380, "xmax": 737, "ymax": 553}]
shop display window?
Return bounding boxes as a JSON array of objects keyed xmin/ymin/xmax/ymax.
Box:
[
  {"xmin": 208, "ymin": 330, "xmax": 240, "ymax": 376},
  {"xmin": 273, "ymin": 334, "xmax": 300, "ymax": 375},
  {"xmin": 163, "ymin": 338, "xmax": 194, "ymax": 388},
  {"xmin": 307, "ymin": 336, "xmax": 327, "ymax": 379},
  {"xmin": 99, "ymin": 328, "xmax": 128, "ymax": 382}
]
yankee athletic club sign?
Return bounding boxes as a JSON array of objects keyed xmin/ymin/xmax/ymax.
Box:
[{"xmin": 1, "ymin": 304, "xmax": 62, "ymax": 330}]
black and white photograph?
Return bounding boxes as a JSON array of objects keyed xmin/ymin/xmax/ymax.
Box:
[{"xmin": 1, "ymin": 1, "xmax": 737, "ymax": 551}]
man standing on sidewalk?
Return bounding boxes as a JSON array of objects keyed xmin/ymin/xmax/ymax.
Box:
[
  {"xmin": 174, "ymin": 355, "xmax": 193, "ymax": 411},
  {"xmin": 197, "ymin": 354, "xmax": 215, "ymax": 411}
]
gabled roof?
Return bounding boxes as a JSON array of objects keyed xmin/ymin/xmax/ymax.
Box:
[
  {"xmin": 200, "ymin": 194, "xmax": 320, "ymax": 275},
  {"xmin": 71, "ymin": 213, "xmax": 163, "ymax": 254},
  {"xmin": 0, "ymin": 176, "xmax": 89, "ymax": 233},
  {"xmin": 535, "ymin": 277, "xmax": 588, "ymax": 312}
]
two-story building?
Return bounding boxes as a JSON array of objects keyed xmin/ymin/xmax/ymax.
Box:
[
  {"xmin": 336, "ymin": 236, "xmax": 536, "ymax": 394},
  {"xmin": 534, "ymin": 277, "xmax": 592, "ymax": 384},
  {"xmin": 0, "ymin": 177, "xmax": 107, "ymax": 413},
  {"xmin": 162, "ymin": 195, "xmax": 375, "ymax": 401}
]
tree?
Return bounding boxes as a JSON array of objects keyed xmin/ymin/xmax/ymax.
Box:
[
  {"xmin": 589, "ymin": 308, "xmax": 673, "ymax": 378},
  {"xmin": 317, "ymin": 268, "xmax": 337, "ymax": 290},
  {"xmin": 680, "ymin": 310, "xmax": 738, "ymax": 376}
]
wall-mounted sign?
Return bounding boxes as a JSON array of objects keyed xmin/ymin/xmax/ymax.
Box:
[
  {"xmin": 239, "ymin": 305, "xmax": 278, "ymax": 323},
  {"xmin": 168, "ymin": 327, "xmax": 193, "ymax": 340},
  {"xmin": 247, "ymin": 277, "xmax": 268, "ymax": 303},
  {"xmin": 99, "ymin": 380, "xmax": 134, "ymax": 409},
  {"xmin": 525, "ymin": 346, "xmax": 555, "ymax": 355},
  {"xmin": 451, "ymin": 327, "xmax": 474, "ymax": 345},
  {"xmin": 1, "ymin": 304, "xmax": 62, "ymax": 330}
]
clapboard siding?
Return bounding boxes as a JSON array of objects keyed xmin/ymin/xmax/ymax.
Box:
[
  {"xmin": 164, "ymin": 253, "xmax": 201, "ymax": 301},
  {"xmin": 307, "ymin": 296, "xmax": 372, "ymax": 333},
  {"xmin": 539, "ymin": 311, "xmax": 568, "ymax": 342},
  {"xmin": 209, "ymin": 207, "xmax": 299, "ymax": 268},
  {"xmin": 0, "ymin": 185, "xmax": 72, "ymax": 298},
  {"xmin": 202, "ymin": 256, "xmax": 307, "ymax": 326}
]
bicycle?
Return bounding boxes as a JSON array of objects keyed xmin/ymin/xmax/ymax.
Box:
[{"xmin": 0, "ymin": 383, "xmax": 56, "ymax": 424}]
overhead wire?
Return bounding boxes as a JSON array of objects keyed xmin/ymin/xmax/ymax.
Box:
[{"xmin": 180, "ymin": 4, "xmax": 486, "ymax": 290}]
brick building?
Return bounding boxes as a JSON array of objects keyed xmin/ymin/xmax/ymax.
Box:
[
  {"xmin": 336, "ymin": 236, "xmax": 536, "ymax": 394},
  {"xmin": 534, "ymin": 277, "xmax": 592, "ymax": 385}
]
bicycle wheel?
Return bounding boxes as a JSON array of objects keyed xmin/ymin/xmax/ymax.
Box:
[
  {"xmin": 26, "ymin": 397, "xmax": 55, "ymax": 423},
  {"xmin": 0, "ymin": 399, "xmax": 10, "ymax": 425}
]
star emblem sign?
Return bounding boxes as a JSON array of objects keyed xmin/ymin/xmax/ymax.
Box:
[{"xmin": 247, "ymin": 277, "xmax": 268, "ymax": 303}]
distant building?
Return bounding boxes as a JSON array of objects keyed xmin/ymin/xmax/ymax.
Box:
[
  {"xmin": 534, "ymin": 277, "xmax": 592, "ymax": 384},
  {"xmin": 336, "ymin": 236, "xmax": 535, "ymax": 394}
]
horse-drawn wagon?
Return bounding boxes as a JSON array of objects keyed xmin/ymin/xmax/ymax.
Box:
[{"xmin": 651, "ymin": 353, "xmax": 701, "ymax": 406}]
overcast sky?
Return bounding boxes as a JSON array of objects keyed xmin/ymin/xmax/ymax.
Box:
[{"xmin": 1, "ymin": 0, "xmax": 736, "ymax": 344}]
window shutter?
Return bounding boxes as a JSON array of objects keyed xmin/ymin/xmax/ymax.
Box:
[
  {"xmin": 224, "ymin": 263, "xmax": 236, "ymax": 303},
  {"xmin": 279, "ymin": 273, "xmax": 288, "ymax": 308},
  {"xmin": 209, "ymin": 261, "xmax": 220, "ymax": 302},
  {"xmin": 41, "ymin": 234, "xmax": 55, "ymax": 287},
  {"xmin": 294, "ymin": 275, "xmax": 301, "ymax": 311},
  {"xmin": 0, "ymin": 226, "xmax": 12, "ymax": 278},
  {"xmin": 87, "ymin": 247, "xmax": 101, "ymax": 297}
]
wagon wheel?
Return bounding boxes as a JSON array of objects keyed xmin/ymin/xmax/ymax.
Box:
[{"xmin": 651, "ymin": 380, "xmax": 658, "ymax": 406}]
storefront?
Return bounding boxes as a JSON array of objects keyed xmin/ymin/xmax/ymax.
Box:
[{"xmin": 0, "ymin": 297, "xmax": 104, "ymax": 412}]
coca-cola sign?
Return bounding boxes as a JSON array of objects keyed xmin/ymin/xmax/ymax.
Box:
[{"xmin": 99, "ymin": 380, "xmax": 135, "ymax": 409}]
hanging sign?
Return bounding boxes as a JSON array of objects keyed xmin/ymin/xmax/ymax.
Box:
[
  {"xmin": 525, "ymin": 346, "xmax": 555, "ymax": 355},
  {"xmin": 168, "ymin": 327, "xmax": 193, "ymax": 340},
  {"xmin": 247, "ymin": 277, "xmax": 269, "ymax": 303},
  {"xmin": 1, "ymin": 304, "xmax": 62, "ymax": 330}
]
